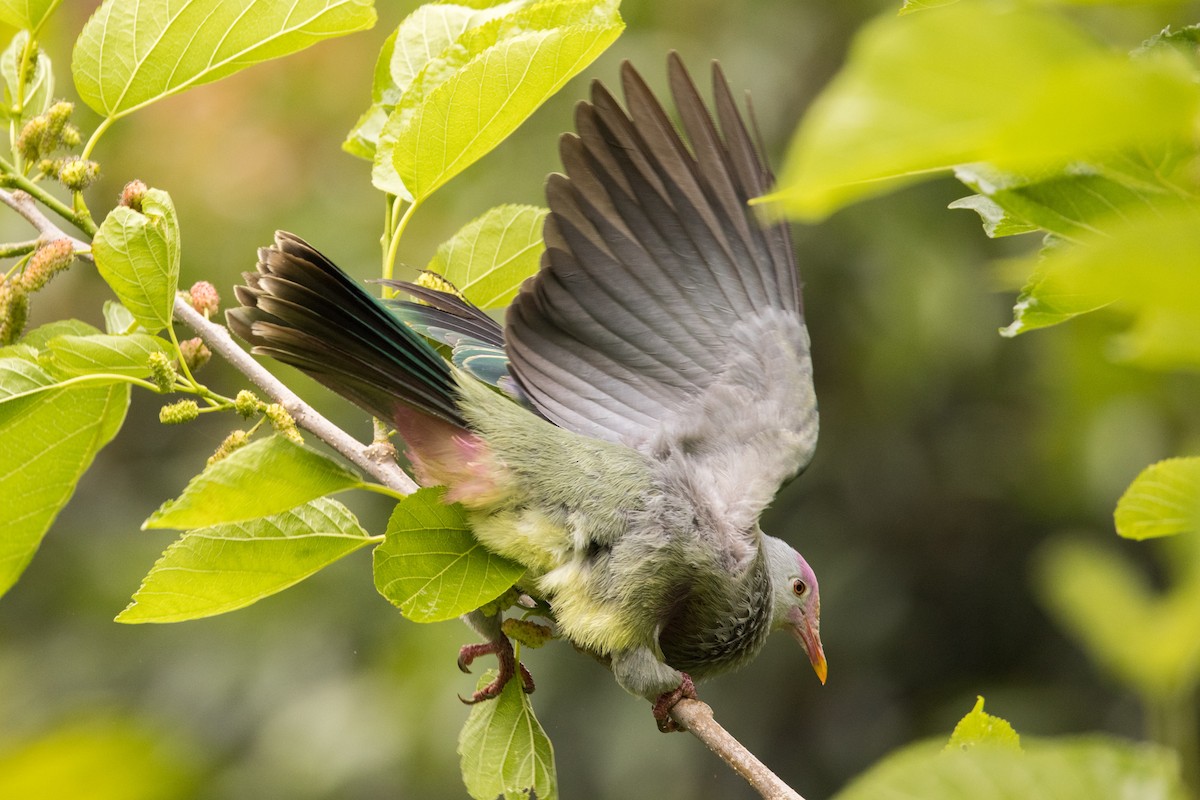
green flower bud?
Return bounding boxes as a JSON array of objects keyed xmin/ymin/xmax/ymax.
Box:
[
  {"xmin": 263, "ymin": 402, "xmax": 302, "ymax": 444},
  {"xmin": 0, "ymin": 281, "xmax": 29, "ymax": 345},
  {"xmin": 147, "ymin": 351, "xmax": 177, "ymax": 392},
  {"xmin": 56, "ymin": 157, "xmax": 100, "ymax": 191},
  {"xmin": 477, "ymin": 587, "xmax": 522, "ymax": 618},
  {"xmin": 234, "ymin": 389, "xmax": 261, "ymax": 418},
  {"xmin": 15, "ymin": 116, "xmax": 46, "ymax": 162},
  {"xmin": 207, "ymin": 429, "xmax": 250, "ymax": 466},
  {"xmin": 159, "ymin": 399, "xmax": 200, "ymax": 425}
]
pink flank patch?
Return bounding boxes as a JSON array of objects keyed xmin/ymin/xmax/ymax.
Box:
[{"xmin": 391, "ymin": 406, "xmax": 506, "ymax": 508}]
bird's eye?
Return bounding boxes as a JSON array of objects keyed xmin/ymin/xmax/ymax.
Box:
[{"xmin": 792, "ymin": 579, "xmax": 807, "ymax": 597}]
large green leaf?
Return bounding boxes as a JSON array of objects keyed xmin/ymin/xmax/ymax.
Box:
[
  {"xmin": 119, "ymin": 498, "xmax": 373, "ymax": 623},
  {"xmin": 344, "ymin": 1, "xmax": 524, "ymax": 161},
  {"xmin": 44, "ymin": 332, "xmax": 169, "ymax": 378},
  {"xmin": 1001, "ymin": 206, "xmax": 1200, "ymax": 368},
  {"xmin": 373, "ymin": 487, "xmax": 524, "ymax": 622},
  {"xmin": 0, "ymin": 338, "xmax": 128, "ymax": 597},
  {"xmin": 145, "ymin": 434, "xmax": 363, "ymax": 530},
  {"xmin": 91, "ymin": 188, "xmax": 180, "ymax": 335},
  {"xmin": 378, "ymin": 0, "xmax": 623, "ymax": 202},
  {"xmin": 429, "ymin": 204, "xmax": 547, "ymax": 309},
  {"xmin": 769, "ymin": 3, "xmax": 1200, "ymax": 219},
  {"xmin": 0, "ymin": 0, "xmax": 61, "ymax": 32},
  {"xmin": 1115, "ymin": 458, "xmax": 1200, "ymax": 541},
  {"xmin": 458, "ymin": 669, "xmax": 557, "ymax": 800},
  {"xmin": 72, "ymin": 0, "xmax": 376, "ymax": 121},
  {"xmin": 834, "ymin": 737, "xmax": 1184, "ymax": 800}
]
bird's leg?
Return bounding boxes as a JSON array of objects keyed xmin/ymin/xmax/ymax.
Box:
[
  {"xmin": 457, "ymin": 609, "xmax": 534, "ymax": 704},
  {"xmin": 652, "ymin": 673, "xmax": 698, "ymax": 733},
  {"xmin": 611, "ymin": 646, "xmax": 698, "ymax": 732}
]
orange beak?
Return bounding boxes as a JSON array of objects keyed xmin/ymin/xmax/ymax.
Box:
[{"xmin": 792, "ymin": 616, "xmax": 827, "ymax": 685}]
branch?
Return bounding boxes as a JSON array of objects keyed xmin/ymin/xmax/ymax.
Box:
[
  {"xmin": 1, "ymin": 184, "xmax": 417, "ymax": 494},
  {"xmin": 172, "ymin": 297, "xmax": 419, "ymax": 494},
  {"xmin": 671, "ymin": 699, "xmax": 805, "ymax": 800},
  {"xmin": 0, "ymin": 188, "xmax": 90, "ymax": 251}
]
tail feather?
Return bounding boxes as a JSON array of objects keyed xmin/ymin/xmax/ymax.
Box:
[{"xmin": 227, "ymin": 232, "xmax": 467, "ymax": 428}]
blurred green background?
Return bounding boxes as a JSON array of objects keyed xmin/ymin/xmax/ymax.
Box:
[{"xmin": 3, "ymin": 1, "xmax": 1200, "ymax": 798}]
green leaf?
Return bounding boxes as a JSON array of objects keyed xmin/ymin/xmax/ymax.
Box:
[
  {"xmin": 144, "ymin": 435, "xmax": 363, "ymax": 530},
  {"xmin": 945, "ymin": 697, "xmax": 1021, "ymax": 752},
  {"xmin": 373, "ymin": 487, "xmax": 524, "ymax": 622},
  {"xmin": 459, "ymin": 669, "xmax": 557, "ymax": 800},
  {"xmin": 119, "ymin": 498, "xmax": 373, "ymax": 623},
  {"xmin": 347, "ymin": 0, "xmax": 527, "ymax": 166},
  {"xmin": 72, "ymin": 0, "xmax": 376, "ymax": 122},
  {"xmin": 0, "ymin": 345, "xmax": 128, "ymax": 597},
  {"xmin": 953, "ymin": 159, "xmax": 1187, "ymax": 243},
  {"xmin": 43, "ymin": 332, "xmax": 168, "ymax": 378},
  {"xmin": 1115, "ymin": 458, "xmax": 1200, "ymax": 541},
  {"xmin": 769, "ymin": 3, "xmax": 1200, "ymax": 219},
  {"xmin": 382, "ymin": 0, "xmax": 623, "ymax": 202},
  {"xmin": 947, "ymin": 194, "xmax": 1038, "ymax": 238},
  {"xmin": 430, "ymin": 204, "xmax": 547, "ymax": 309},
  {"xmin": 1, "ymin": 30, "xmax": 53, "ymax": 123},
  {"xmin": 834, "ymin": 737, "xmax": 1184, "ymax": 800},
  {"xmin": 102, "ymin": 300, "xmax": 139, "ymax": 334},
  {"xmin": 1035, "ymin": 537, "xmax": 1200, "ymax": 700},
  {"xmin": 91, "ymin": 188, "xmax": 180, "ymax": 335},
  {"xmin": 0, "ymin": 0, "xmax": 61, "ymax": 32},
  {"xmin": 1001, "ymin": 206, "xmax": 1200, "ymax": 368}
]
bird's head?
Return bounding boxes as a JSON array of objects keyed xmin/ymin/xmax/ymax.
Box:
[{"xmin": 764, "ymin": 536, "xmax": 827, "ymax": 685}]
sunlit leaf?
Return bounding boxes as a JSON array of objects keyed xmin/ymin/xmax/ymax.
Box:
[
  {"xmin": 769, "ymin": 3, "xmax": 1200, "ymax": 219},
  {"xmin": 944, "ymin": 697, "xmax": 1021, "ymax": 752},
  {"xmin": 1001, "ymin": 206, "xmax": 1200, "ymax": 368},
  {"xmin": 119, "ymin": 498, "xmax": 373, "ymax": 623},
  {"xmin": 459, "ymin": 669, "xmax": 557, "ymax": 800},
  {"xmin": 102, "ymin": 300, "xmax": 139, "ymax": 334},
  {"xmin": 429, "ymin": 204, "xmax": 547, "ymax": 309},
  {"xmin": 0, "ymin": 328, "xmax": 128, "ymax": 597},
  {"xmin": 373, "ymin": 488, "xmax": 523, "ymax": 622},
  {"xmin": 382, "ymin": 0, "xmax": 623, "ymax": 202},
  {"xmin": 899, "ymin": 0, "xmax": 958, "ymax": 13},
  {"xmin": 44, "ymin": 332, "xmax": 168, "ymax": 378},
  {"xmin": 1, "ymin": 30, "xmax": 53, "ymax": 123},
  {"xmin": 91, "ymin": 188, "xmax": 180, "ymax": 335},
  {"xmin": 835, "ymin": 736, "xmax": 1184, "ymax": 800},
  {"xmin": 72, "ymin": 0, "xmax": 376, "ymax": 121},
  {"xmin": 144, "ymin": 435, "xmax": 363, "ymax": 530},
  {"xmin": 1115, "ymin": 458, "xmax": 1200, "ymax": 541},
  {"xmin": 947, "ymin": 194, "xmax": 1038, "ymax": 238},
  {"xmin": 0, "ymin": 0, "xmax": 61, "ymax": 32}
]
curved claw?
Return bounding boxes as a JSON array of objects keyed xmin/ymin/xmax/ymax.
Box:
[
  {"xmin": 652, "ymin": 673, "xmax": 698, "ymax": 733},
  {"xmin": 456, "ymin": 637, "xmax": 535, "ymax": 704}
]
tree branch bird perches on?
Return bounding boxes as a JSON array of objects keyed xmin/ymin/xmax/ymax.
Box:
[{"xmin": 228, "ymin": 53, "xmax": 825, "ymax": 731}]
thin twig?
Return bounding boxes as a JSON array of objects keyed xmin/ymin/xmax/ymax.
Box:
[
  {"xmin": 671, "ymin": 699, "xmax": 805, "ymax": 800},
  {"xmin": 172, "ymin": 297, "xmax": 418, "ymax": 493}
]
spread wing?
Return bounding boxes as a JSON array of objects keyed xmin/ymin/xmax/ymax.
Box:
[{"xmin": 505, "ymin": 54, "xmax": 818, "ymax": 543}]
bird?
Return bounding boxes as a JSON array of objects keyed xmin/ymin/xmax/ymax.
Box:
[{"xmin": 227, "ymin": 53, "xmax": 825, "ymax": 731}]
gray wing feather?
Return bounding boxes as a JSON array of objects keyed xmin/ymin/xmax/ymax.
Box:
[{"xmin": 506, "ymin": 54, "xmax": 817, "ymax": 547}]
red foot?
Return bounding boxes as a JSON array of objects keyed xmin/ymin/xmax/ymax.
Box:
[
  {"xmin": 457, "ymin": 638, "xmax": 535, "ymax": 704},
  {"xmin": 652, "ymin": 673, "xmax": 698, "ymax": 733}
]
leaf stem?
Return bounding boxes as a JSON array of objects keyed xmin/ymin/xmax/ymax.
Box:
[
  {"xmin": 0, "ymin": 164, "xmax": 97, "ymax": 237},
  {"xmin": 357, "ymin": 481, "xmax": 410, "ymax": 502},
  {"xmin": 383, "ymin": 198, "xmax": 420, "ymax": 287},
  {"xmin": 81, "ymin": 116, "xmax": 113, "ymax": 162}
]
